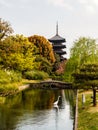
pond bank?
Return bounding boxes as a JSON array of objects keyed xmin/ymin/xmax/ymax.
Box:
[
  {"xmin": 0, "ymin": 84, "xmax": 31, "ymax": 97},
  {"xmin": 0, "ymin": 79, "xmax": 72, "ymax": 96},
  {"xmin": 73, "ymin": 90, "xmax": 78, "ymax": 130},
  {"xmin": 78, "ymin": 90, "xmax": 98, "ymax": 130},
  {"xmin": 18, "ymin": 84, "xmax": 30, "ymax": 91},
  {"xmin": 0, "ymin": 79, "xmax": 49, "ymax": 97}
]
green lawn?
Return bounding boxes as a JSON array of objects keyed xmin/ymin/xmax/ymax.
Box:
[{"xmin": 78, "ymin": 91, "xmax": 98, "ymax": 130}]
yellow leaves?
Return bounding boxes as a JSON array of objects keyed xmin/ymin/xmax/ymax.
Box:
[{"xmin": 0, "ymin": 35, "xmax": 37, "ymax": 71}]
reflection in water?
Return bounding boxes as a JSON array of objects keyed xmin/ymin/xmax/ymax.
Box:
[{"xmin": 0, "ymin": 89, "xmax": 75, "ymax": 130}]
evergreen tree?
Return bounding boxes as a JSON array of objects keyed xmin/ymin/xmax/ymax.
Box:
[{"xmin": 73, "ymin": 63, "xmax": 98, "ymax": 106}]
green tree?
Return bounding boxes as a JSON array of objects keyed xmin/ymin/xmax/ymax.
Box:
[
  {"xmin": 52, "ymin": 53, "xmax": 60, "ymax": 72},
  {"xmin": 35, "ymin": 56, "xmax": 52, "ymax": 74},
  {"xmin": 72, "ymin": 63, "xmax": 98, "ymax": 106},
  {"xmin": 64, "ymin": 37, "xmax": 98, "ymax": 82},
  {"xmin": 0, "ymin": 35, "xmax": 36, "ymax": 72},
  {"xmin": 0, "ymin": 18, "xmax": 13, "ymax": 41}
]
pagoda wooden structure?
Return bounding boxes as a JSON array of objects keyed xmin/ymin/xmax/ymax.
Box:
[{"xmin": 49, "ymin": 23, "xmax": 66, "ymax": 61}]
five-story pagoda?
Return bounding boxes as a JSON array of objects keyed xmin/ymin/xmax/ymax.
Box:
[{"xmin": 49, "ymin": 23, "xmax": 66, "ymax": 61}]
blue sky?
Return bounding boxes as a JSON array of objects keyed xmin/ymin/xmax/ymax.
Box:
[{"xmin": 0, "ymin": 0, "xmax": 98, "ymax": 58}]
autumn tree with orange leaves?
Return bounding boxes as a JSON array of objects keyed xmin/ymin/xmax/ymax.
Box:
[{"xmin": 28, "ymin": 35, "xmax": 55, "ymax": 63}]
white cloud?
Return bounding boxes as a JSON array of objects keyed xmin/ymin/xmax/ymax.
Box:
[
  {"xmin": 91, "ymin": 0, "xmax": 98, "ymax": 6},
  {"xmin": 78, "ymin": 0, "xmax": 98, "ymax": 14},
  {"xmin": 47, "ymin": 0, "xmax": 98, "ymax": 14},
  {"xmin": 0, "ymin": 0, "xmax": 12, "ymax": 7},
  {"xmin": 47, "ymin": 0, "xmax": 73, "ymax": 10},
  {"xmin": 0, "ymin": 0, "xmax": 32, "ymax": 8},
  {"xmin": 79, "ymin": 0, "xmax": 98, "ymax": 5},
  {"xmin": 79, "ymin": 0, "xmax": 88, "ymax": 4},
  {"xmin": 86, "ymin": 5, "xmax": 96, "ymax": 14}
]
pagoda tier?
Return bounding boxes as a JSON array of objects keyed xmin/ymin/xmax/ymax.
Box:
[
  {"xmin": 60, "ymin": 56, "xmax": 67, "ymax": 61},
  {"xmin": 54, "ymin": 50, "xmax": 66, "ymax": 55},
  {"xmin": 48, "ymin": 23, "xmax": 66, "ymax": 61},
  {"xmin": 49, "ymin": 35, "xmax": 66, "ymax": 43},
  {"xmin": 53, "ymin": 44, "xmax": 66, "ymax": 49}
]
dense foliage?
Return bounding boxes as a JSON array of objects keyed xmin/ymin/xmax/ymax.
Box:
[
  {"xmin": 73, "ymin": 63, "xmax": 98, "ymax": 87},
  {"xmin": 28, "ymin": 35, "xmax": 55, "ymax": 63},
  {"xmin": 28, "ymin": 35, "xmax": 56, "ymax": 74},
  {"xmin": 0, "ymin": 69, "xmax": 22, "ymax": 93},
  {"xmin": 73, "ymin": 63, "xmax": 98, "ymax": 106},
  {"xmin": 0, "ymin": 18, "xmax": 57, "ymax": 84},
  {"xmin": 64, "ymin": 37, "xmax": 98, "ymax": 82},
  {"xmin": 63, "ymin": 37, "xmax": 98, "ymax": 106},
  {"xmin": 0, "ymin": 35, "xmax": 36, "ymax": 72},
  {"xmin": 35, "ymin": 56, "xmax": 53, "ymax": 74},
  {"xmin": 24, "ymin": 70, "xmax": 49, "ymax": 80}
]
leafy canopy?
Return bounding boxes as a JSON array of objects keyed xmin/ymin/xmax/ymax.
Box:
[
  {"xmin": 72, "ymin": 63, "xmax": 98, "ymax": 89},
  {"xmin": 64, "ymin": 37, "xmax": 98, "ymax": 82},
  {"xmin": 28, "ymin": 35, "xmax": 55, "ymax": 63},
  {"xmin": 0, "ymin": 35, "xmax": 36, "ymax": 71}
]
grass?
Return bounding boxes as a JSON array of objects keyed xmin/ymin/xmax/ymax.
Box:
[
  {"xmin": 0, "ymin": 78, "xmax": 50, "ymax": 96},
  {"xmin": 0, "ymin": 82, "xmax": 23, "ymax": 96},
  {"xmin": 24, "ymin": 70, "xmax": 49, "ymax": 80},
  {"xmin": 0, "ymin": 69, "xmax": 52, "ymax": 97},
  {"xmin": 78, "ymin": 90, "xmax": 98, "ymax": 130}
]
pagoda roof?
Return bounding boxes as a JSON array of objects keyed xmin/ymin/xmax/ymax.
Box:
[
  {"xmin": 49, "ymin": 22, "xmax": 66, "ymax": 42},
  {"xmin": 49, "ymin": 34, "xmax": 66, "ymax": 42},
  {"xmin": 55, "ymin": 50, "xmax": 66, "ymax": 55},
  {"xmin": 53, "ymin": 44, "xmax": 66, "ymax": 48},
  {"xmin": 60, "ymin": 57, "xmax": 67, "ymax": 61}
]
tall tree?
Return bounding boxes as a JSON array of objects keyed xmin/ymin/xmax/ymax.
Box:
[
  {"xmin": 28, "ymin": 35, "xmax": 55, "ymax": 63},
  {"xmin": 0, "ymin": 18, "xmax": 13, "ymax": 41},
  {"xmin": 72, "ymin": 63, "xmax": 98, "ymax": 106},
  {"xmin": 64, "ymin": 37, "xmax": 98, "ymax": 82},
  {"xmin": 0, "ymin": 35, "xmax": 36, "ymax": 71}
]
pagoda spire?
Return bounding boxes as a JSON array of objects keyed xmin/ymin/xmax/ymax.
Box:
[{"xmin": 56, "ymin": 22, "xmax": 58, "ymax": 35}]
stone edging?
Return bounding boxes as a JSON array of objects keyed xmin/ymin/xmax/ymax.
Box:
[{"xmin": 73, "ymin": 90, "xmax": 78, "ymax": 130}]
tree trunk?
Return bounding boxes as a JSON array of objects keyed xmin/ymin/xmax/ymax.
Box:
[{"xmin": 93, "ymin": 88, "xmax": 96, "ymax": 106}]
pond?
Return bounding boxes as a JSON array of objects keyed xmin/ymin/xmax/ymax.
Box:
[{"xmin": 0, "ymin": 89, "xmax": 75, "ymax": 130}]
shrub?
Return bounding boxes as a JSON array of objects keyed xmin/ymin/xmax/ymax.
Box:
[
  {"xmin": 9, "ymin": 70, "xmax": 22, "ymax": 82},
  {"xmin": 0, "ymin": 69, "xmax": 22, "ymax": 84},
  {"xmin": 0, "ymin": 70, "xmax": 11, "ymax": 84},
  {"xmin": 24, "ymin": 70, "xmax": 49, "ymax": 80}
]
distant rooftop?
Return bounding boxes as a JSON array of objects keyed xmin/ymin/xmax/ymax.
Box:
[{"xmin": 49, "ymin": 34, "xmax": 66, "ymax": 42}]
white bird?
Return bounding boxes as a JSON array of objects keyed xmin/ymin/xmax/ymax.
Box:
[{"xmin": 53, "ymin": 96, "xmax": 61, "ymax": 105}]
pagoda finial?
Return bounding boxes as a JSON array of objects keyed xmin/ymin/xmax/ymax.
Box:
[{"xmin": 56, "ymin": 21, "xmax": 58, "ymax": 35}]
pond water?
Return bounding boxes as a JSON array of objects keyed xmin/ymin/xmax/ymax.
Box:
[{"xmin": 0, "ymin": 89, "xmax": 75, "ymax": 130}]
